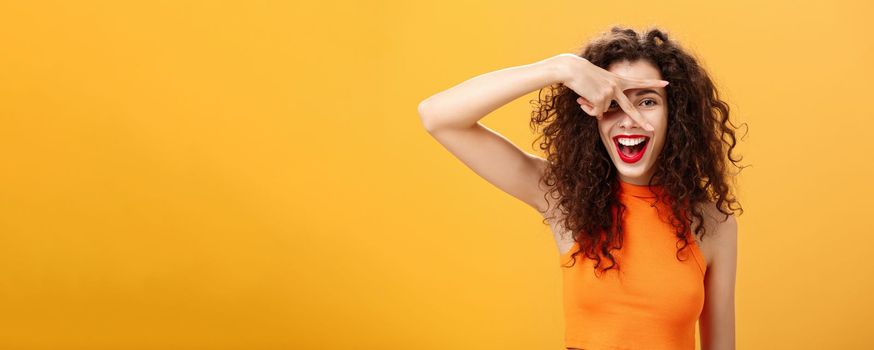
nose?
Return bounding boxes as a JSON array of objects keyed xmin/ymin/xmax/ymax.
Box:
[{"xmin": 617, "ymin": 113, "xmax": 645, "ymax": 129}]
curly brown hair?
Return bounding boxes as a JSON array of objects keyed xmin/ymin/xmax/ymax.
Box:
[{"xmin": 530, "ymin": 25, "xmax": 748, "ymax": 276}]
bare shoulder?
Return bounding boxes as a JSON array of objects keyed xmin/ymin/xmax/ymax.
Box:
[
  {"xmin": 694, "ymin": 201, "xmax": 738, "ymax": 268},
  {"xmin": 700, "ymin": 201, "xmax": 737, "ymax": 230}
]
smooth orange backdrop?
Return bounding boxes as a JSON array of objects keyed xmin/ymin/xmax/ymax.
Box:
[{"xmin": 1, "ymin": 1, "xmax": 872, "ymax": 349}]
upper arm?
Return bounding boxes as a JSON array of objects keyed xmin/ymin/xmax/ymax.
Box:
[
  {"xmin": 424, "ymin": 121, "xmax": 552, "ymax": 214},
  {"xmin": 700, "ymin": 213, "xmax": 738, "ymax": 350}
]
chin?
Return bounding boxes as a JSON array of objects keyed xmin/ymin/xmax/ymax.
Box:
[{"xmin": 616, "ymin": 167, "xmax": 649, "ymax": 179}]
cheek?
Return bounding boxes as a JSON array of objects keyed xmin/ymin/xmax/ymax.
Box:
[
  {"xmin": 645, "ymin": 110, "xmax": 666, "ymax": 125},
  {"xmin": 651, "ymin": 135, "xmax": 668, "ymax": 158},
  {"xmin": 647, "ymin": 115, "xmax": 668, "ymax": 140},
  {"xmin": 596, "ymin": 120, "xmax": 607, "ymax": 132}
]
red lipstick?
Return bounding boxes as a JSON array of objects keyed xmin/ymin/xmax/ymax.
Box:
[{"xmin": 612, "ymin": 134, "xmax": 650, "ymax": 164}]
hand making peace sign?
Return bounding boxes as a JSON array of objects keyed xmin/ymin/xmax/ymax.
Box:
[{"xmin": 551, "ymin": 54, "xmax": 669, "ymax": 131}]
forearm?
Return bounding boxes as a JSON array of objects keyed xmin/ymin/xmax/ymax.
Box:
[{"xmin": 418, "ymin": 55, "xmax": 565, "ymax": 131}]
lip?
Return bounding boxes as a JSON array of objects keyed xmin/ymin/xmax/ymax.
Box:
[{"xmin": 612, "ymin": 134, "xmax": 650, "ymax": 164}]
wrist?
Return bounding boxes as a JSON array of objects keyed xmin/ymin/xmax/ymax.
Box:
[{"xmin": 542, "ymin": 54, "xmax": 580, "ymax": 85}]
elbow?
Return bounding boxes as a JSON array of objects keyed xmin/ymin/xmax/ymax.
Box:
[
  {"xmin": 418, "ymin": 99, "xmax": 437, "ymax": 132},
  {"xmin": 418, "ymin": 97, "xmax": 471, "ymax": 132}
]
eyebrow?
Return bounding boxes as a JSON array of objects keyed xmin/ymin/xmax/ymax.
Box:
[{"xmin": 634, "ymin": 89, "xmax": 663, "ymax": 98}]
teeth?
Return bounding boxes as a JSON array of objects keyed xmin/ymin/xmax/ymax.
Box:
[{"xmin": 617, "ymin": 137, "xmax": 647, "ymax": 146}]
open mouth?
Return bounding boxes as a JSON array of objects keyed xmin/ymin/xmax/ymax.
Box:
[{"xmin": 613, "ymin": 135, "xmax": 649, "ymax": 164}]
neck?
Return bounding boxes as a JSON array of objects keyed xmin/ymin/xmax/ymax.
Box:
[{"xmin": 618, "ymin": 173, "xmax": 654, "ymax": 186}]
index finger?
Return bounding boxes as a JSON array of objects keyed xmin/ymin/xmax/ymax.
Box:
[
  {"xmin": 620, "ymin": 77, "xmax": 669, "ymax": 90},
  {"xmin": 614, "ymin": 87, "xmax": 655, "ymax": 132}
]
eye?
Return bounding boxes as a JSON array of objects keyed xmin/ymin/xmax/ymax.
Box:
[{"xmin": 640, "ymin": 98, "xmax": 657, "ymax": 107}]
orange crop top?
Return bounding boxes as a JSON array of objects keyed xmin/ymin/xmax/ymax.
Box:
[{"xmin": 560, "ymin": 179, "xmax": 707, "ymax": 350}]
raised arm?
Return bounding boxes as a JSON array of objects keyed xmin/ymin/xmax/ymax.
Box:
[
  {"xmin": 417, "ymin": 55, "xmax": 565, "ymax": 215},
  {"xmin": 418, "ymin": 54, "xmax": 667, "ymax": 215}
]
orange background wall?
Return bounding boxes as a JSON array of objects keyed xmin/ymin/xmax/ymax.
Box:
[{"xmin": 1, "ymin": 1, "xmax": 872, "ymax": 349}]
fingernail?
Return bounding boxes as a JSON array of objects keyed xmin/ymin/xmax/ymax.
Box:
[{"xmin": 662, "ymin": 81, "xmax": 669, "ymax": 86}]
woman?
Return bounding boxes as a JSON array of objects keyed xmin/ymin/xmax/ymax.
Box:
[{"xmin": 418, "ymin": 26, "xmax": 744, "ymax": 350}]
